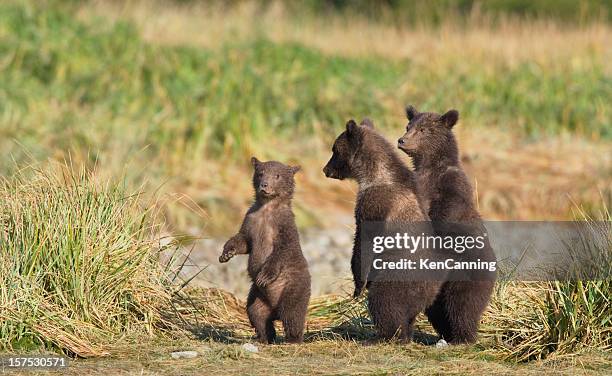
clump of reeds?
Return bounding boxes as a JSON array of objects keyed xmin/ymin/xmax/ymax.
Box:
[
  {"xmin": 485, "ymin": 206, "xmax": 611, "ymax": 361},
  {"xmin": 0, "ymin": 165, "xmax": 173, "ymax": 357}
]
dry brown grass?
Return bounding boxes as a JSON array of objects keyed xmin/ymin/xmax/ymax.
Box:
[
  {"xmin": 454, "ymin": 129, "xmax": 612, "ymax": 220},
  {"xmin": 62, "ymin": 286, "xmax": 606, "ymax": 375},
  {"xmin": 159, "ymin": 122, "xmax": 611, "ymax": 236},
  {"xmin": 62, "ymin": 340, "xmax": 609, "ymax": 375},
  {"xmin": 169, "ymin": 285, "xmax": 610, "ymax": 359},
  {"xmin": 80, "ymin": 0, "xmax": 612, "ymax": 68},
  {"xmin": 10, "ymin": 284, "xmax": 600, "ymax": 374},
  {"xmin": 268, "ymin": 128, "xmax": 611, "ymax": 231}
]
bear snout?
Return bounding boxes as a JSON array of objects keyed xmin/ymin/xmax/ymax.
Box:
[
  {"xmin": 323, "ymin": 165, "xmax": 331, "ymax": 177},
  {"xmin": 398, "ymin": 138, "xmax": 409, "ymax": 150},
  {"xmin": 323, "ymin": 167, "xmax": 338, "ymax": 179}
]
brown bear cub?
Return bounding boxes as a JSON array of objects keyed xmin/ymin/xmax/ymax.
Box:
[
  {"xmin": 219, "ymin": 158, "xmax": 311, "ymax": 344},
  {"xmin": 397, "ymin": 106, "xmax": 496, "ymax": 344},
  {"xmin": 324, "ymin": 119, "xmax": 444, "ymax": 342}
]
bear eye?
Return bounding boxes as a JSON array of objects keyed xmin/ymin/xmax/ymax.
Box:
[{"xmin": 276, "ymin": 174, "xmax": 280, "ymax": 179}]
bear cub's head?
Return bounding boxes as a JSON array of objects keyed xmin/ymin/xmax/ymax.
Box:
[
  {"xmin": 323, "ymin": 119, "xmax": 374, "ymax": 180},
  {"xmin": 251, "ymin": 157, "xmax": 300, "ymax": 201},
  {"xmin": 397, "ymin": 105, "xmax": 459, "ymax": 158}
]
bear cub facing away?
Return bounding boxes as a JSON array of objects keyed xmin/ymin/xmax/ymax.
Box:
[
  {"xmin": 397, "ymin": 106, "xmax": 496, "ymax": 344},
  {"xmin": 219, "ymin": 158, "xmax": 311, "ymax": 344}
]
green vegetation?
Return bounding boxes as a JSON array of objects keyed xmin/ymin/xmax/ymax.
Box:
[
  {"xmin": 1, "ymin": 1, "xmax": 610, "ymax": 179},
  {"xmin": 0, "ymin": 165, "xmax": 172, "ymax": 357},
  {"xmin": 1, "ymin": 0, "xmax": 609, "ymax": 231},
  {"xmin": 489, "ymin": 281, "xmax": 611, "ymax": 362},
  {"xmin": 1, "ymin": 168, "xmax": 608, "ymax": 361},
  {"xmin": 0, "ymin": 1, "xmax": 610, "ymax": 372}
]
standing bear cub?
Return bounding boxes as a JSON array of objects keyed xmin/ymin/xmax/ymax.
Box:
[
  {"xmin": 398, "ymin": 106, "xmax": 496, "ymax": 344},
  {"xmin": 219, "ymin": 158, "xmax": 311, "ymax": 344},
  {"xmin": 324, "ymin": 119, "xmax": 444, "ymax": 342}
]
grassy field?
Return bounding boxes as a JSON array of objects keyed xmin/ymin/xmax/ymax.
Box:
[
  {"xmin": 1, "ymin": 0, "xmax": 610, "ymax": 233},
  {"xmin": 0, "ymin": 1, "xmax": 611, "ymax": 374},
  {"xmin": 55, "ymin": 285, "xmax": 612, "ymax": 375}
]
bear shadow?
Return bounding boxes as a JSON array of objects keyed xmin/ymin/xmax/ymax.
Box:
[
  {"xmin": 190, "ymin": 324, "xmax": 243, "ymax": 344},
  {"xmin": 304, "ymin": 317, "xmax": 439, "ymax": 346}
]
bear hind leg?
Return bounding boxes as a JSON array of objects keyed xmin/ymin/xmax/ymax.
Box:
[
  {"xmin": 247, "ymin": 287, "xmax": 276, "ymax": 344},
  {"xmin": 425, "ymin": 289, "xmax": 453, "ymax": 341},
  {"xmin": 278, "ymin": 296, "xmax": 308, "ymax": 344},
  {"xmin": 427, "ymin": 281, "xmax": 493, "ymax": 344},
  {"xmin": 368, "ymin": 293, "xmax": 412, "ymax": 342}
]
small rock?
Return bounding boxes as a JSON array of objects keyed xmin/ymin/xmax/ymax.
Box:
[
  {"xmin": 171, "ymin": 350, "xmax": 198, "ymax": 359},
  {"xmin": 436, "ymin": 339, "xmax": 449, "ymax": 348},
  {"xmin": 241, "ymin": 343, "xmax": 259, "ymax": 353}
]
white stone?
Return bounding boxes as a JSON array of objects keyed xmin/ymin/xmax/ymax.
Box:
[
  {"xmin": 170, "ymin": 350, "xmax": 198, "ymax": 359},
  {"xmin": 241, "ymin": 343, "xmax": 259, "ymax": 353},
  {"xmin": 436, "ymin": 339, "xmax": 449, "ymax": 348}
]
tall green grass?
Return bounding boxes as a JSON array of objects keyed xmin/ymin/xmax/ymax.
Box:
[
  {"xmin": 489, "ymin": 209, "xmax": 611, "ymax": 361},
  {"xmin": 0, "ymin": 165, "xmax": 172, "ymax": 357},
  {"xmin": 490, "ymin": 280, "xmax": 611, "ymax": 361},
  {"xmin": 1, "ymin": 1, "xmax": 610, "ymax": 178}
]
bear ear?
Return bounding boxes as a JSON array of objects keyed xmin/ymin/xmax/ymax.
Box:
[
  {"xmin": 345, "ymin": 119, "xmax": 359, "ymax": 136},
  {"xmin": 251, "ymin": 157, "xmax": 261, "ymax": 168},
  {"xmin": 440, "ymin": 109, "xmax": 459, "ymax": 128},
  {"xmin": 405, "ymin": 105, "xmax": 418, "ymax": 121},
  {"xmin": 360, "ymin": 118, "xmax": 374, "ymax": 128},
  {"xmin": 290, "ymin": 165, "xmax": 301, "ymax": 175}
]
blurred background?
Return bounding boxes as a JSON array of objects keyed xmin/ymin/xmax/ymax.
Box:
[{"xmin": 0, "ymin": 0, "xmax": 610, "ymax": 296}]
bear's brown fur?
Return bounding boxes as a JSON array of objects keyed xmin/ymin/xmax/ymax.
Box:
[
  {"xmin": 324, "ymin": 119, "xmax": 444, "ymax": 341},
  {"xmin": 219, "ymin": 158, "xmax": 311, "ymax": 344},
  {"xmin": 398, "ymin": 106, "xmax": 496, "ymax": 344}
]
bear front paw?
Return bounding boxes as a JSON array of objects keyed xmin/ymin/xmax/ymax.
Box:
[
  {"xmin": 255, "ymin": 267, "xmax": 278, "ymax": 287},
  {"xmin": 219, "ymin": 249, "xmax": 235, "ymax": 263}
]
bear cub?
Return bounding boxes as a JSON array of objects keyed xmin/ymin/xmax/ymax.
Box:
[
  {"xmin": 397, "ymin": 106, "xmax": 496, "ymax": 344},
  {"xmin": 324, "ymin": 119, "xmax": 444, "ymax": 342},
  {"xmin": 219, "ymin": 158, "xmax": 311, "ymax": 344}
]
